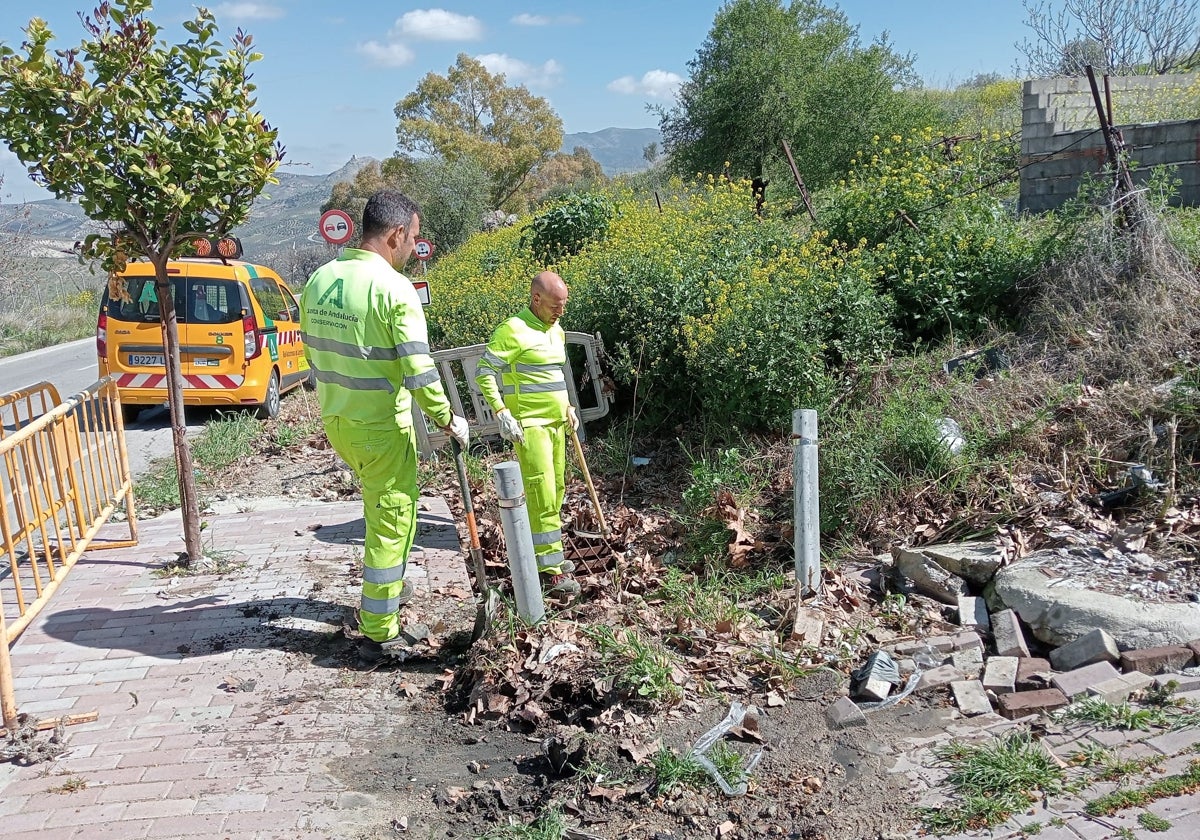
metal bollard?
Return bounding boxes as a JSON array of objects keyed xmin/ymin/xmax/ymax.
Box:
[
  {"xmin": 492, "ymin": 461, "xmax": 545, "ymax": 624},
  {"xmin": 792, "ymin": 409, "xmax": 821, "ymax": 598}
]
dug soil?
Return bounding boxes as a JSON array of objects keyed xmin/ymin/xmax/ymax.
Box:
[{"xmin": 187, "ymin": 393, "xmax": 963, "ymax": 839}]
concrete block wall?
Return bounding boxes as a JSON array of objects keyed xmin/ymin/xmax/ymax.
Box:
[{"xmin": 1019, "ymin": 74, "xmax": 1200, "ymax": 213}]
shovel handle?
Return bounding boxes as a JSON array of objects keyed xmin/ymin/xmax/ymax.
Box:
[
  {"xmin": 569, "ymin": 424, "xmax": 609, "ymax": 537},
  {"xmin": 451, "ymin": 439, "xmax": 482, "ymax": 551}
]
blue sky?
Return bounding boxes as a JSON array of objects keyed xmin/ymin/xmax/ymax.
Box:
[{"xmin": 0, "ymin": 1, "xmax": 1032, "ymax": 202}]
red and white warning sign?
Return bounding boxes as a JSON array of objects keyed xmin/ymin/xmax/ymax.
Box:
[
  {"xmin": 413, "ymin": 238, "xmax": 434, "ymax": 261},
  {"xmin": 413, "ymin": 280, "xmax": 430, "ymax": 306},
  {"xmin": 319, "ymin": 209, "xmax": 354, "ymax": 246}
]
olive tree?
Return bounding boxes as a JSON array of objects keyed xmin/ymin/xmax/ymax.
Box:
[{"xmin": 0, "ymin": 0, "xmax": 284, "ymax": 564}]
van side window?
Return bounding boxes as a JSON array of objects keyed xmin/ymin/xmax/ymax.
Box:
[
  {"xmin": 250, "ymin": 277, "xmax": 286, "ymax": 325},
  {"xmin": 277, "ymin": 283, "xmax": 301, "ymax": 322},
  {"xmin": 187, "ymin": 280, "xmax": 238, "ymax": 324}
]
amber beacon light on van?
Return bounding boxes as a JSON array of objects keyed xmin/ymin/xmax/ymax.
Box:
[{"xmin": 191, "ymin": 236, "xmax": 244, "ymax": 260}]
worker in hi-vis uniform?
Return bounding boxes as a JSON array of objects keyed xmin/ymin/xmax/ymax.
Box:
[
  {"xmin": 301, "ymin": 189, "xmax": 469, "ymax": 663},
  {"xmin": 475, "ymin": 271, "xmax": 580, "ymax": 601}
]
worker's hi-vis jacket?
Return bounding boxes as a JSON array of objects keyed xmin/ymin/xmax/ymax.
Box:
[
  {"xmin": 300, "ymin": 249, "xmax": 452, "ymax": 430},
  {"xmin": 475, "ymin": 307, "xmax": 569, "ymax": 425}
]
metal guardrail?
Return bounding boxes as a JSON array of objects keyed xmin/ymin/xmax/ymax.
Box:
[
  {"xmin": 0, "ymin": 376, "xmax": 138, "ymax": 730},
  {"xmin": 414, "ymin": 331, "xmax": 614, "ymax": 456}
]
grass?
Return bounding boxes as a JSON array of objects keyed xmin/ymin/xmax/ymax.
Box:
[
  {"xmin": 1056, "ymin": 696, "xmax": 1200, "ymax": 732},
  {"xmin": 0, "ymin": 300, "xmax": 97, "ymax": 358},
  {"xmin": 1086, "ymin": 759, "xmax": 1200, "ymax": 816},
  {"xmin": 1138, "ymin": 811, "xmax": 1173, "ymax": 832},
  {"xmin": 480, "ymin": 807, "xmax": 566, "ymax": 840},
  {"xmin": 651, "ymin": 747, "xmax": 707, "ymax": 794},
  {"xmin": 586, "ymin": 625, "xmax": 683, "ymax": 704},
  {"xmin": 919, "ymin": 731, "xmax": 1066, "ymax": 835},
  {"xmin": 191, "ymin": 411, "xmax": 262, "ymax": 474},
  {"xmin": 46, "ymin": 775, "xmax": 88, "ymax": 794},
  {"xmin": 1068, "ymin": 743, "xmax": 1165, "ymax": 781}
]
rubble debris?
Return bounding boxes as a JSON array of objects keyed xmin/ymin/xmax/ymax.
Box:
[
  {"xmin": 1119, "ymin": 645, "xmax": 1195, "ymax": 675},
  {"xmin": 1016, "ymin": 657, "xmax": 1055, "ymax": 690},
  {"xmin": 1051, "ymin": 661, "xmax": 1122, "ymax": 700},
  {"xmin": 1088, "ymin": 672, "xmax": 1154, "ymax": 703},
  {"xmin": 851, "ymin": 651, "xmax": 901, "ymax": 702},
  {"xmin": 892, "ymin": 547, "xmax": 970, "ymax": 605},
  {"xmin": 982, "ymin": 656, "xmax": 1018, "ymax": 695},
  {"xmin": 957, "ymin": 596, "xmax": 989, "ymax": 630},
  {"xmin": 950, "ymin": 647, "xmax": 984, "ymax": 679},
  {"xmin": 998, "ymin": 688, "xmax": 1069, "ymax": 719},
  {"xmin": 991, "ymin": 609, "xmax": 1031, "ymax": 658},
  {"xmin": 951, "ymin": 680, "xmax": 992, "ymax": 716},
  {"xmin": 1049, "ymin": 628, "xmax": 1119, "ymax": 672},
  {"xmin": 825, "ymin": 697, "xmax": 867, "ymax": 730},
  {"xmin": 916, "ymin": 665, "xmax": 964, "ymax": 693}
]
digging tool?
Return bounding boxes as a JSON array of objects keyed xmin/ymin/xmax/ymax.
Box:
[
  {"xmin": 568, "ymin": 425, "xmax": 609, "ymax": 539},
  {"xmin": 451, "ymin": 439, "xmax": 499, "ymax": 642}
]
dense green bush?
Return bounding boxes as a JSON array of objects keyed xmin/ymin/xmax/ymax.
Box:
[{"xmin": 524, "ymin": 192, "xmax": 616, "ymax": 263}]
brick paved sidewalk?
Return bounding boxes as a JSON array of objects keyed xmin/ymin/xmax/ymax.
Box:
[{"xmin": 0, "ymin": 497, "xmax": 472, "ymax": 840}]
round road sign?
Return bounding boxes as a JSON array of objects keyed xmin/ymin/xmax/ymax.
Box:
[
  {"xmin": 413, "ymin": 238, "xmax": 435, "ymax": 261},
  {"xmin": 319, "ymin": 209, "xmax": 354, "ymax": 245}
]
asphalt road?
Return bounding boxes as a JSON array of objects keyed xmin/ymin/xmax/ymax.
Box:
[{"xmin": 0, "ymin": 337, "xmax": 203, "ymax": 478}]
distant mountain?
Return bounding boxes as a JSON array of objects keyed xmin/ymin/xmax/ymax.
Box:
[
  {"xmin": 0, "ymin": 128, "xmax": 662, "ymax": 274},
  {"xmin": 562, "ymin": 127, "xmax": 662, "ymax": 175}
]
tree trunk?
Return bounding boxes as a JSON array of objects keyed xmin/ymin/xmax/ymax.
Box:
[{"xmin": 154, "ymin": 263, "xmax": 203, "ymax": 564}]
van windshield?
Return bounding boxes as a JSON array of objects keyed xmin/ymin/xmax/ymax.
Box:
[{"xmin": 105, "ymin": 277, "xmax": 242, "ymax": 325}]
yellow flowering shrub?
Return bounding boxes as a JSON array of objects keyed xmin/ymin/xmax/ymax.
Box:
[
  {"xmin": 424, "ymin": 224, "xmax": 537, "ymax": 348},
  {"xmin": 822, "ymin": 130, "xmax": 1048, "ymax": 341}
]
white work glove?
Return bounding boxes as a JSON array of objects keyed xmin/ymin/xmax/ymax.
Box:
[
  {"xmin": 442, "ymin": 415, "xmax": 469, "ymax": 449},
  {"xmin": 567, "ymin": 405, "xmax": 579, "ymax": 432},
  {"xmin": 496, "ymin": 409, "xmax": 525, "ymax": 444}
]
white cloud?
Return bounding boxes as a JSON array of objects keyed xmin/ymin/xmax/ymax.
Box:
[
  {"xmin": 215, "ymin": 3, "xmax": 284, "ymax": 21},
  {"xmin": 476, "ymin": 53, "xmax": 563, "ymax": 88},
  {"xmin": 607, "ymin": 69, "xmax": 683, "ymax": 100},
  {"xmin": 511, "ymin": 13, "xmax": 581, "ymax": 26},
  {"xmin": 394, "ymin": 9, "xmax": 483, "ymax": 41},
  {"xmin": 357, "ymin": 40, "xmax": 415, "ymax": 68}
]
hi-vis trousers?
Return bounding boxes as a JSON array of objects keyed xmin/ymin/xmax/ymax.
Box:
[
  {"xmin": 514, "ymin": 420, "xmax": 567, "ymax": 575},
  {"xmin": 324, "ymin": 416, "xmax": 418, "ymax": 643}
]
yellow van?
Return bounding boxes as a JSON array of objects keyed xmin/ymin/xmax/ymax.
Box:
[{"xmin": 97, "ymin": 241, "xmax": 311, "ymax": 424}]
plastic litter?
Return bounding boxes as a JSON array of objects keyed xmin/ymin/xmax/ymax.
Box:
[
  {"xmin": 935, "ymin": 418, "xmax": 965, "ymax": 455},
  {"xmin": 686, "ymin": 701, "xmax": 764, "ymax": 796}
]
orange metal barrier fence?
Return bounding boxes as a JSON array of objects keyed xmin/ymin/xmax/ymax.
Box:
[{"xmin": 0, "ymin": 376, "xmax": 138, "ymax": 730}]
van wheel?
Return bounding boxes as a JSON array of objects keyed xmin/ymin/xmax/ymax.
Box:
[
  {"xmin": 257, "ymin": 371, "xmax": 281, "ymax": 420},
  {"xmin": 121, "ymin": 404, "xmax": 141, "ymax": 426}
]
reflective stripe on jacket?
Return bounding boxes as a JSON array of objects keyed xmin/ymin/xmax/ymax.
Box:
[
  {"xmin": 475, "ymin": 307, "xmax": 568, "ymax": 426},
  {"xmin": 300, "ymin": 249, "xmax": 452, "ymax": 429}
]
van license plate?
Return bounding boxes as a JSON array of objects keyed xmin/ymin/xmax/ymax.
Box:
[{"xmin": 127, "ymin": 354, "xmax": 165, "ymax": 366}]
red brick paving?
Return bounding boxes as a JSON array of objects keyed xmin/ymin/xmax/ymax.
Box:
[{"xmin": 2, "ymin": 498, "xmax": 469, "ymax": 839}]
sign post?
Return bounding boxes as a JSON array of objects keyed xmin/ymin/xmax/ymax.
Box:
[{"xmin": 318, "ymin": 209, "xmax": 354, "ymax": 246}]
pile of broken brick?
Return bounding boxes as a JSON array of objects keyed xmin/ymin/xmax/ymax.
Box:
[{"xmin": 825, "ymin": 596, "xmax": 1200, "ymax": 729}]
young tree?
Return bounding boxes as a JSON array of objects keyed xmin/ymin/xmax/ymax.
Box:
[
  {"xmin": 394, "ymin": 54, "xmax": 563, "ymax": 211},
  {"xmin": 323, "ymin": 155, "xmax": 492, "ymax": 257},
  {"xmin": 1018, "ymin": 0, "xmax": 1200, "ymax": 76},
  {"xmin": 657, "ymin": 0, "xmax": 929, "ymax": 193},
  {"xmin": 0, "ymin": 0, "xmax": 284, "ymax": 564}
]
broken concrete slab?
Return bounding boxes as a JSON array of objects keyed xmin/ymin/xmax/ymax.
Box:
[
  {"xmin": 951, "ymin": 680, "xmax": 992, "ymax": 716},
  {"xmin": 998, "ymin": 688, "xmax": 1069, "ymax": 719},
  {"xmin": 992, "ymin": 609, "xmax": 1031, "ymax": 657},
  {"xmin": 892, "ymin": 547, "xmax": 971, "ymax": 605},
  {"xmin": 825, "ymin": 697, "xmax": 867, "ymax": 729},
  {"xmin": 988, "ymin": 555, "xmax": 1200, "ymax": 648},
  {"xmin": 1049, "ymin": 628, "xmax": 1120, "ymax": 672},
  {"xmin": 1154, "ymin": 670, "xmax": 1200, "ymax": 693},
  {"xmin": 983, "ymin": 656, "xmax": 1018, "ymax": 695},
  {"xmin": 1051, "ymin": 661, "xmax": 1122, "ymax": 700},
  {"xmin": 922, "ymin": 542, "xmax": 1006, "ymax": 587},
  {"xmin": 957, "ymin": 596, "xmax": 990, "ymax": 630},
  {"xmin": 1120, "ymin": 646, "xmax": 1196, "ymax": 675}
]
